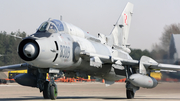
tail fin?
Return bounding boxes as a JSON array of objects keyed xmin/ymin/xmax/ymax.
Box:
[{"xmin": 107, "ymin": 2, "xmax": 133, "ymax": 47}]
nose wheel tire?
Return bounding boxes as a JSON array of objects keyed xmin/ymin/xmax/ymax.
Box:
[
  {"xmin": 50, "ymin": 85, "xmax": 58, "ymax": 99},
  {"xmin": 126, "ymin": 90, "xmax": 134, "ymax": 99},
  {"xmin": 43, "ymin": 81, "xmax": 57, "ymax": 100}
]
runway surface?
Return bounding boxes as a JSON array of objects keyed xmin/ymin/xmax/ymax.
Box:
[{"xmin": 0, "ymin": 82, "xmax": 179, "ymax": 101}]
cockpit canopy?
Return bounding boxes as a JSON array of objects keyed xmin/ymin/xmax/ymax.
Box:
[{"xmin": 37, "ymin": 19, "xmax": 64, "ymax": 33}]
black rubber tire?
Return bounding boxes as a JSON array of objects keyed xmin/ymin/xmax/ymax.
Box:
[
  {"xmin": 126, "ymin": 90, "xmax": 134, "ymax": 99},
  {"xmin": 43, "ymin": 81, "xmax": 50, "ymax": 99},
  {"xmin": 50, "ymin": 85, "xmax": 58, "ymax": 100}
]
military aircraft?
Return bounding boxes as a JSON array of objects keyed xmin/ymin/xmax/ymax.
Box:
[{"xmin": 0, "ymin": 2, "xmax": 180, "ymax": 100}]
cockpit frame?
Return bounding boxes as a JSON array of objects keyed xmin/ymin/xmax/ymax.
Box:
[{"xmin": 37, "ymin": 19, "xmax": 64, "ymax": 33}]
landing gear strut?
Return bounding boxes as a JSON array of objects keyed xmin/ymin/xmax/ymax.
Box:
[
  {"xmin": 126, "ymin": 81, "xmax": 138, "ymax": 99},
  {"xmin": 43, "ymin": 73, "xmax": 58, "ymax": 100},
  {"xmin": 125, "ymin": 66, "xmax": 139, "ymax": 99}
]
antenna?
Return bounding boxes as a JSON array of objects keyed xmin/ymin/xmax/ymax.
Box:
[
  {"xmin": 48, "ymin": 18, "xmax": 52, "ymax": 21},
  {"xmin": 60, "ymin": 15, "xmax": 62, "ymax": 21}
]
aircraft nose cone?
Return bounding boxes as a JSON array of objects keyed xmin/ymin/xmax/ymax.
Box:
[{"xmin": 23, "ymin": 42, "xmax": 38, "ymax": 58}]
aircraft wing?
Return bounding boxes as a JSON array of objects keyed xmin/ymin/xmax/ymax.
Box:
[
  {"xmin": 138, "ymin": 56, "xmax": 180, "ymax": 74},
  {"xmin": 143, "ymin": 62, "xmax": 180, "ymax": 71},
  {"xmin": 116, "ymin": 57, "xmax": 180, "ymax": 72},
  {"xmin": 114, "ymin": 58, "xmax": 139, "ymax": 66},
  {"xmin": 0, "ymin": 63, "xmax": 29, "ymax": 72},
  {"xmin": 80, "ymin": 51, "xmax": 139, "ymax": 67},
  {"xmin": 80, "ymin": 52, "xmax": 180, "ymax": 73}
]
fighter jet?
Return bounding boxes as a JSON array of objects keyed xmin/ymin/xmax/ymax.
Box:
[{"xmin": 0, "ymin": 2, "xmax": 180, "ymax": 100}]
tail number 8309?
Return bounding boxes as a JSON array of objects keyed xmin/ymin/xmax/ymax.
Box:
[{"xmin": 60, "ymin": 45, "xmax": 70, "ymax": 58}]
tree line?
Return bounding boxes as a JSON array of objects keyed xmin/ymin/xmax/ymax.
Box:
[
  {"xmin": 131, "ymin": 23, "xmax": 180, "ymax": 63},
  {"xmin": 0, "ymin": 31, "xmax": 26, "ymax": 66}
]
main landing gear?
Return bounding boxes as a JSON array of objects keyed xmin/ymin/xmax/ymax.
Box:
[
  {"xmin": 126, "ymin": 89, "xmax": 134, "ymax": 99},
  {"xmin": 126, "ymin": 81, "xmax": 139, "ymax": 99},
  {"xmin": 125, "ymin": 66, "xmax": 139, "ymax": 99}
]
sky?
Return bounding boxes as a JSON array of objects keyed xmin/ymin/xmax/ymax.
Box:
[{"xmin": 0, "ymin": 0, "xmax": 180, "ymax": 51}]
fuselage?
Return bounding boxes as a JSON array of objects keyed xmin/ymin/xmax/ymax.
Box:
[{"xmin": 18, "ymin": 19, "xmax": 132, "ymax": 80}]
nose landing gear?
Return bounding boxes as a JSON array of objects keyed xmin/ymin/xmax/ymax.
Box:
[{"xmin": 43, "ymin": 74, "xmax": 58, "ymax": 100}]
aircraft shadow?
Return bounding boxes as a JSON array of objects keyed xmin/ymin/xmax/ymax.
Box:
[
  {"xmin": 0, "ymin": 96, "xmax": 126, "ymax": 101},
  {"xmin": 136, "ymin": 97, "xmax": 180, "ymax": 100},
  {"xmin": 0, "ymin": 96, "xmax": 42, "ymax": 101},
  {"xmin": 0, "ymin": 96, "xmax": 179, "ymax": 101},
  {"xmin": 59, "ymin": 96, "xmax": 126, "ymax": 100}
]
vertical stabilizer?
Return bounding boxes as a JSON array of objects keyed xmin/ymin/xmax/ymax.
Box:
[{"xmin": 107, "ymin": 2, "xmax": 133, "ymax": 48}]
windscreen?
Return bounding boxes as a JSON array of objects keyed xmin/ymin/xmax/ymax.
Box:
[{"xmin": 38, "ymin": 22, "xmax": 48, "ymax": 32}]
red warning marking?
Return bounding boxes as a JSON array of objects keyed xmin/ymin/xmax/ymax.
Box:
[{"xmin": 124, "ymin": 13, "xmax": 127, "ymax": 25}]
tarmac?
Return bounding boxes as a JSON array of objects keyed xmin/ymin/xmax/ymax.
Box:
[{"xmin": 0, "ymin": 82, "xmax": 179, "ymax": 101}]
